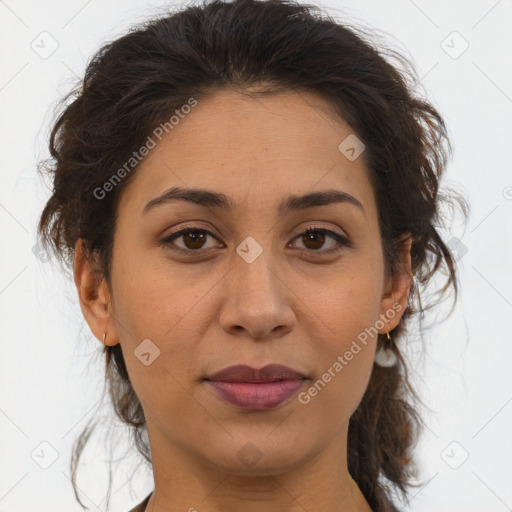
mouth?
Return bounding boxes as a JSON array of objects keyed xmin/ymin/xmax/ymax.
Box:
[{"xmin": 203, "ymin": 364, "xmax": 308, "ymax": 410}]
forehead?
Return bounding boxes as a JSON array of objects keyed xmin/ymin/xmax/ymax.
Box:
[{"xmin": 118, "ymin": 89, "xmax": 376, "ymax": 218}]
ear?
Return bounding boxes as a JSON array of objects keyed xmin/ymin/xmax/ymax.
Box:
[
  {"xmin": 378, "ymin": 232, "xmax": 413, "ymax": 333},
  {"xmin": 73, "ymin": 239, "xmax": 119, "ymax": 346}
]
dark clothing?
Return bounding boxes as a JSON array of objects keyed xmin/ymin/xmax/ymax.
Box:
[{"xmin": 128, "ymin": 493, "xmax": 151, "ymax": 512}]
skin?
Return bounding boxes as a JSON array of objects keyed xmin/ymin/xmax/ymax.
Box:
[{"xmin": 75, "ymin": 89, "xmax": 412, "ymax": 512}]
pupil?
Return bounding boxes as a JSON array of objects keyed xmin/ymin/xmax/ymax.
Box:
[
  {"xmin": 185, "ymin": 232, "xmax": 205, "ymax": 248},
  {"xmin": 305, "ymin": 231, "xmax": 324, "ymax": 249}
]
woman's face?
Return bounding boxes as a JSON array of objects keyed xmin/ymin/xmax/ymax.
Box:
[{"xmin": 79, "ymin": 89, "xmax": 411, "ymax": 477}]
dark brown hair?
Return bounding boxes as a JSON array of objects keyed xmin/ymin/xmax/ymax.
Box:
[{"xmin": 37, "ymin": 0, "xmax": 469, "ymax": 510}]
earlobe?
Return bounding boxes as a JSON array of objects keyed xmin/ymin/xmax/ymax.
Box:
[{"xmin": 379, "ymin": 232, "xmax": 413, "ymax": 333}]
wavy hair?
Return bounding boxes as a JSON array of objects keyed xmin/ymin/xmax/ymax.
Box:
[{"xmin": 37, "ymin": 0, "xmax": 469, "ymax": 510}]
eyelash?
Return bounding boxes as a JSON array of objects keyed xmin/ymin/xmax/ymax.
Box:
[{"xmin": 159, "ymin": 226, "xmax": 352, "ymax": 256}]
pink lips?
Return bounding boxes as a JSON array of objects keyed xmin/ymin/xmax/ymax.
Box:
[{"xmin": 204, "ymin": 364, "xmax": 307, "ymax": 410}]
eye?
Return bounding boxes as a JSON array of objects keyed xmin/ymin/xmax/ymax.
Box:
[
  {"xmin": 160, "ymin": 227, "xmax": 222, "ymax": 253},
  {"xmin": 160, "ymin": 225, "xmax": 351, "ymax": 256},
  {"xmin": 290, "ymin": 228, "xmax": 351, "ymax": 254}
]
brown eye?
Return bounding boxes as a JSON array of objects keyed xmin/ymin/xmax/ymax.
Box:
[
  {"xmin": 181, "ymin": 231, "xmax": 207, "ymax": 249},
  {"xmin": 291, "ymin": 228, "xmax": 351, "ymax": 254},
  {"xmin": 302, "ymin": 230, "xmax": 326, "ymax": 250},
  {"xmin": 160, "ymin": 226, "xmax": 351, "ymax": 256},
  {"xmin": 161, "ymin": 227, "xmax": 220, "ymax": 252}
]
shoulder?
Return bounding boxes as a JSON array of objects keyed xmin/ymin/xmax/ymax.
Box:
[{"xmin": 127, "ymin": 493, "xmax": 152, "ymax": 512}]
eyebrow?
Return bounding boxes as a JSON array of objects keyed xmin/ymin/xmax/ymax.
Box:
[{"xmin": 142, "ymin": 186, "xmax": 365, "ymax": 216}]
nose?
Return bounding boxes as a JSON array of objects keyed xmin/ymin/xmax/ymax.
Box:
[{"xmin": 218, "ymin": 247, "xmax": 295, "ymax": 340}]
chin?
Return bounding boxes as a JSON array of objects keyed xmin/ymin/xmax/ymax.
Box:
[{"xmin": 197, "ymin": 432, "xmax": 313, "ymax": 476}]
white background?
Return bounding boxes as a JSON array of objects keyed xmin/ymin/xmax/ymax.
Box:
[{"xmin": 0, "ymin": 1, "xmax": 511, "ymax": 511}]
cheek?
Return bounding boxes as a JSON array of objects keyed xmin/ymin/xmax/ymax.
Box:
[
  {"xmin": 310, "ymin": 259, "xmax": 383, "ymax": 345},
  {"xmin": 111, "ymin": 248, "xmax": 207, "ymax": 341},
  {"xmin": 301, "ymin": 267, "xmax": 381, "ymax": 412},
  {"xmin": 299, "ymin": 305, "xmax": 378, "ymax": 429},
  {"xmin": 109, "ymin": 254, "xmax": 214, "ymax": 404}
]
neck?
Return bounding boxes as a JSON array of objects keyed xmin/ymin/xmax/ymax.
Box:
[{"xmin": 143, "ymin": 420, "xmax": 372, "ymax": 512}]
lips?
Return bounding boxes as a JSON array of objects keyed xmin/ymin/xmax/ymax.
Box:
[
  {"xmin": 206, "ymin": 364, "xmax": 306, "ymax": 383},
  {"xmin": 204, "ymin": 364, "xmax": 307, "ymax": 410}
]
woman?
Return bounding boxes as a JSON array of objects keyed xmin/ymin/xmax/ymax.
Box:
[{"xmin": 37, "ymin": 0, "xmax": 468, "ymax": 510}]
